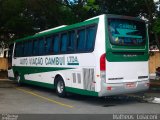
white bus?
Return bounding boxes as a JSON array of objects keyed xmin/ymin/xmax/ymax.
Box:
[{"xmin": 8, "ymin": 14, "xmax": 149, "ymax": 97}]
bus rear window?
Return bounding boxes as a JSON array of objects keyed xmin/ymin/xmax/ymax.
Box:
[{"xmin": 108, "ymin": 18, "xmax": 146, "ymax": 46}]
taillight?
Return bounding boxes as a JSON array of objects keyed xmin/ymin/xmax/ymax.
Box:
[
  {"xmin": 100, "ymin": 53, "xmax": 106, "ymax": 71},
  {"xmin": 100, "ymin": 53, "xmax": 106, "ymax": 82}
]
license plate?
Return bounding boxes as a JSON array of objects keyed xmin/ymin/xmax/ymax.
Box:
[{"xmin": 125, "ymin": 82, "xmax": 136, "ymax": 88}]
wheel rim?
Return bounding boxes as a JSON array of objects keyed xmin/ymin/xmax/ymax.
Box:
[
  {"xmin": 57, "ymin": 81, "xmax": 64, "ymax": 94},
  {"xmin": 17, "ymin": 75, "xmax": 20, "ymax": 83}
]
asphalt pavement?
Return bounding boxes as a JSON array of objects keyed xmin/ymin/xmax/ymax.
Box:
[{"xmin": 0, "ymin": 79, "xmax": 160, "ymax": 114}]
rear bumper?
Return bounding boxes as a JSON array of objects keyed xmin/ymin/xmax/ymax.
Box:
[{"xmin": 98, "ymin": 80, "xmax": 149, "ymax": 97}]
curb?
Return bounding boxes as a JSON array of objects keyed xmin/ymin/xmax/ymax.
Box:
[
  {"xmin": 150, "ymin": 82, "xmax": 160, "ymax": 86},
  {"xmin": 0, "ymin": 79, "xmax": 17, "ymax": 88}
]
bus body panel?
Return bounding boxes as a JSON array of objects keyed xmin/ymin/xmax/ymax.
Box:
[
  {"xmin": 11, "ymin": 53, "xmax": 97, "ymax": 91},
  {"xmin": 99, "ymin": 80, "xmax": 149, "ymax": 96},
  {"xmin": 8, "ymin": 14, "xmax": 149, "ymax": 97},
  {"xmin": 105, "ymin": 61, "xmax": 149, "ymax": 84},
  {"xmin": 98, "ymin": 61, "xmax": 149, "ymax": 97}
]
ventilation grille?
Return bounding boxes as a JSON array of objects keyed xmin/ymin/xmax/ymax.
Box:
[
  {"xmin": 72, "ymin": 73, "xmax": 76, "ymax": 83},
  {"xmin": 83, "ymin": 68, "xmax": 95, "ymax": 91},
  {"xmin": 72, "ymin": 73, "xmax": 81, "ymax": 84},
  {"xmin": 77, "ymin": 73, "xmax": 81, "ymax": 84}
]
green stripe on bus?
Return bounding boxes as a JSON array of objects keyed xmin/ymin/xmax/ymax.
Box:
[
  {"xmin": 21, "ymin": 80, "xmax": 98, "ymax": 97},
  {"xmin": 67, "ymin": 63, "xmax": 79, "ymax": 65},
  {"xmin": 65, "ymin": 87, "xmax": 98, "ymax": 97},
  {"xmin": 22, "ymin": 80, "xmax": 54, "ymax": 89}
]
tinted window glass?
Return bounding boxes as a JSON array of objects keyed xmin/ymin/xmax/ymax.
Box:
[
  {"xmin": 61, "ymin": 33, "xmax": 67, "ymax": 52},
  {"xmin": 8, "ymin": 44, "xmax": 13, "ymax": 69},
  {"xmin": 108, "ymin": 18, "xmax": 146, "ymax": 46},
  {"xmin": 68, "ymin": 31, "xmax": 75, "ymax": 52},
  {"xmin": 45, "ymin": 37, "xmax": 51, "ymax": 54},
  {"xmin": 9, "ymin": 44, "xmax": 13, "ymax": 59},
  {"xmin": 15, "ymin": 43, "xmax": 23, "ymax": 57},
  {"xmin": 39, "ymin": 38, "xmax": 45, "ymax": 55},
  {"xmin": 33, "ymin": 40, "xmax": 39, "ymax": 55},
  {"xmin": 15, "ymin": 43, "xmax": 19, "ymax": 57},
  {"xmin": 77, "ymin": 29, "xmax": 85, "ymax": 51},
  {"xmin": 23, "ymin": 42, "xmax": 28, "ymax": 56},
  {"xmin": 52, "ymin": 35, "xmax": 59, "ymax": 54},
  {"xmin": 86, "ymin": 26, "xmax": 96, "ymax": 50},
  {"xmin": 28, "ymin": 41, "xmax": 33, "ymax": 56}
]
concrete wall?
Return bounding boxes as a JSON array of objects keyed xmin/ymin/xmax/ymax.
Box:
[{"xmin": 149, "ymin": 51, "xmax": 160, "ymax": 74}]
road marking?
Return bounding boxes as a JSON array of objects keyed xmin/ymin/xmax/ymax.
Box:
[{"xmin": 15, "ymin": 87, "xmax": 74, "ymax": 108}]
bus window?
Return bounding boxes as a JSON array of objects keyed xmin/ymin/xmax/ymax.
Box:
[
  {"xmin": 86, "ymin": 26, "xmax": 96, "ymax": 51},
  {"xmin": 15, "ymin": 43, "xmax": 23, "ymax": 57},
  {"xmin": 28, "ymin": 40, "xmax": 33, "ymax": 56},
  {"xmin": 39, "ymin": 38, "xmax": 45, "ymax": 55},
  {"xmin": 68, "ymin": 31, "xmax": 75, "ymax": 52},
  {"xmin": 45, "ymin": 37, "xmax": 51, "ymax": 54},
  {"xmin": 15, "ymin": 43, "xmax": 19, "ymax": 57},
  {"xmin": 33, "ymin": 40, "xmax": 39, "ymax": 56},
  {"xmin": 61, "ymin": 33, "xmax": 67, "ymax": 52},
  {"xmin": 52, "ymin": 35, "xmax": 59, "ymax": 54},
  {"xmin": 77, "ymin": 29, "xmax": 85, "ymax": 51},
  {"xmin": 108, "ymin": 18, "xmax": 146, "ymax": 46},
  {"xmin": 23, "ymin": 42, "xmax": 28, "ymax": 57},
  {"xmin": 8, "ymin": 44, "xmax": 13, "ymax": 69}
]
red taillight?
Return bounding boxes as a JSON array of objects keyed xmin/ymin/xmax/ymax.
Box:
[
  {"xmin": 100, "ymin": 53, "xmax": 106, "ymax": 71},
  {"xmin": 107, "ymin": 86, "xmax": 112, "ymax": 90}
]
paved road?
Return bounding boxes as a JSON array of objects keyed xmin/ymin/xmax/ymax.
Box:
[{"xmin": 0, "ymin": 83, "xmax": 160, "ymax": 114}]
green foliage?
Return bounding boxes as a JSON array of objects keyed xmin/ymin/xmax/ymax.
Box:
[
  {"xmin": 154, "ymin": 18, "xmax": 160, "ymax": 34},
  {"xmin": 0, "ymin": 0, "xmax": 160, "ymax": 50},
  {"xmin": 0, "ymin": 0, "xmax": 77, "ymax": 46}
]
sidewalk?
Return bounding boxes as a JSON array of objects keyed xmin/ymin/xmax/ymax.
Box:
[{"xmin": 0, "ymin": 78, "xmax": 17, "ymax": 88}]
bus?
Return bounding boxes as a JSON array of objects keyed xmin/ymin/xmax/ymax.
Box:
[{"xmin": 8, "ymin": 14, "xmax": 149, "ymax": 97}]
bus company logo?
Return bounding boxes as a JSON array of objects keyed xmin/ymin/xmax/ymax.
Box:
[{"xmin": 67, "ymin": 56, "xmax": 79, "ymax": 65}]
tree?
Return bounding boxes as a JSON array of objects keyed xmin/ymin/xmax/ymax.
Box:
[
  {"xmin": 0, "ymin": 0, "xmax": 77, "ymax": 48},
  {"xmin": 0, "ymin": 0, "xmax": 160, "ymax": 50},
  {"xmin": 83, "ymin": 0, "xmax": 160, "ymax": 50}
]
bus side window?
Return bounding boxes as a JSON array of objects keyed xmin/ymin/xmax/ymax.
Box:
[
  {"xmin": 77, "ymin": 29, "xmax": 85, "ymax": 51},
  {"xmin": 15, "ymin": 43, "xmax": 19, "ymax": 57},
  {"xmin": 39, "ymin": 38, "xmax": 45, "ymax": 55},
  {"xmin": 20, "ymin": 43, "xmax": 24, "ymax": 57},
  {"xmin": 28, "ymin": 40, "xmax": 33, "ymax": 56},
  {"xmin": 45, "ymin": 37, "xmax": 51, "ymax": 54},
  {"xmin": 33, "ymin": 40, "xmax": 39, "ymax": 56},
  {"xmin": 61, "ymin": 33, "xmax": 67, "ymax": 53},
  {"xmin": 68, "ymin": 31, "xmax": 75, "ymax": 52},
  {"xmin": 8, "ymin": 44, "xmax": 13, "ymax": 69},
  {"xmin": 86, "ymin": 26, "xmax": 96, "ymax": 51},
  {"xmin": 23, "ymin": 42, "xmax": 28, "ymax": 57},
  {"xmin": 15, "ymin": 43, "xmax": 23, "ymax": 57},
  {"xmin": 52, "ymin": 35, "xmax": 59, "ymax": 54}
]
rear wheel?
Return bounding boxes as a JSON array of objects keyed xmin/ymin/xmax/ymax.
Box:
[{"xmin": 55, "ymin": 77, "xmax": 66, "ymax": 97}]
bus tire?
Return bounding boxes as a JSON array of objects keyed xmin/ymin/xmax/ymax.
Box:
[
  {"xmin": 15, "ymin": 73, "xmax": 22, "ymax": 86},
  {"xmin": 55, "ymin": 77, "xmax": 66, "ymax": 97}
]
